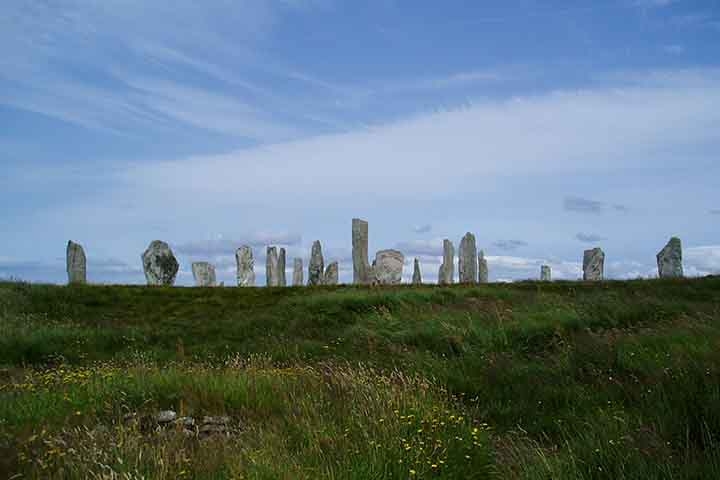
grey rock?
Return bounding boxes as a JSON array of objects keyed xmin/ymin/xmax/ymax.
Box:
[
  {"xmin": 439, "ymin": 239, "xmax": 455, "ymax": 285},
  {"xmin": 323, "ymin": 261, "xmax": 339, "ymax": 285},
  {"xmin": 157, "ymin": 410, "xmax": 177, "ymax": 424},
  {"xmin": 352, "ymin": 218, "xmax": 371, "ymax": 284},
  {"xmin": 540, "ymin": 265, "xmax": 552, "ymax": 281},
  {"xmin": 583, "ymin": 248, "xmax": 605, "ymax": 281},
  {"xmin": 191, "ymin": 262, "xmax": 216, "ymax": 287},
  {"xmin": 266, "ymin": 247, "xmax": 279, "ymax": 287},
  {"xmin": 478, "ymin": 250, "xmax": 489, "ymax": 283},
  {"xmin": 657, "ymin": 237, "xmax": 683, "ymax": 278},
  {"xmin": 412, "ymin": 257, "xmax": 422, "ymax": 285},
  {"xmin": 142, "ymin": 241, "xmax": 179, "ymax": 286},
  {"xmin": 458, "ymin": 233, "xmax": 478, "ymax": 284},
  {"xmin": 278, "ymin": 248, "xmax": 287, "ymax": 286},
  {"xmin": 308, "ymin": 241, "xmax": 324, "ymax": 286},
  {"xmin": 292, "ymin": 258, "xmax": 303, "ymax": 286},
  {"xmin": 235, "ymin": 246, "xmax": 255, "ymax": 287},
  {"xmin": 202, "ymin": 415, "xmax": 230, "ymax": 425},
  {"xmin": 66, "ymin": 240, "xmax": 87, "ymax": 284},
  {"xmin": 373, "ymin": 249, "xmax": 404, "ymax": 285}
]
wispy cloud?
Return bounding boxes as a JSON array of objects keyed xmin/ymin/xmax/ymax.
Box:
[
  {"xmin": 175, "ymin": 232, "xmax": 302, "ymax": 257},
  {"xmin": 576, "ymin": 233, "xmax": 606, "ymax": 243},
  {"xmin": 492, "ymin": 240, "xmax": 528, "ymax": 251},
  {"xmin": 412, "ymin": 224, "xmax": 433, "ymax": 234},
  {"xmin": 564, "ymin": 196, "xmax": 604, "ymax": 214}
]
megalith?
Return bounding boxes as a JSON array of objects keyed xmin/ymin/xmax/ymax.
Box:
[
  {"xmin": 540, "ymin": 265, "xmax": 552, "ymax": 281},
  {"xmin": 373, "ymin": 249, "xmax": 404, "ymax": 285},
  {"xmin": 266, "ymin": 247, "xmax": 279, "ymax": 287},
  {"xmin": 66, "ymin": 240, "xmax": 87, "ymax": 284},
  {"xmin": 657, "ymin": 237, "xmax": 683, "ymax": 278},
  {"xmin": 323, "ymin": 261, "xmax": 339, "ymax": 285},
  {"xmin": 412, "ymin": 257, "xmax": 422, "ymax": 285},
  {"xmin": 235, "ymin": 246, "xmax": 255, "ymax": 287},
  {"xmin": 352, "ymin": 218, "xmax": 371, "ymax": 284},
  {"xmin": 142, "ymin": 240, "xmax": 179, "ymax": 286},
  {"xmin": 192, "ymin": 262, "xmax": 216, "ymax": 287},
  {"xmin": 438, "ymin": 239, "xmax": 454, "ymax": 285},
  {"xmin": 292, "ymin": 258, "xmax": 304, "ymax": 286},
  {"xmin": 278, "ymin": 248, "xmax": 287, "ymax": 286},
  {"xmin": 583, "ymin": 248, "xmax": 605, "ymax": 281},
  {"xmin": 458, "ymin": 232, "xmax": 478, "ymax": 284},
  {"xmin": 478, "ymin": 250, "xmax": 489, "ymax": 283},
  {"xmin": 308, "ymin": 240, "xmax": 324, "ymax": 286}
]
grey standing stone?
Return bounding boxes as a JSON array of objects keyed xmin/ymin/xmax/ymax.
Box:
[
  {"xmin": 438, "ymin": 239, "xmax": 455, "ymax": 285},
  {"xmin": 657, "ymin": 237, "xmax": 683, "ymax": 278},
  {"xmin": 478, "ymin": 250, "xmax": 489, "ymax": 283},
  {"xmin": 292, "ymin": 258, "xmax": 303, "ymax": 286},
  {"xmin": 142, "ymin": 240, "xmax": 179, "ymax": 286},
  {"xmin": 278, "ymin": 248, "xmax": 287, "ymax": 286},
  {"xmin": 458, "ymin": 232, "xmax": 478, "ymax": 284},
  {"xmin": 308, "ymin": 240, "xmax": 324, "ymax": 286},
  {"xmin": 323, "ymin": 261, "xmax": 339, "ymax": 285},
  {"xmin": 583, "ymin": 248, "xmax": 605, "ymax": 281},
  {"xmin": 266, "ymin": 247, "xmax": 279, "ymax": 287},
  {"xmin": 373, "ymin": 249, "xmax": 404, "ymax": 285},
  {"xmin": 412, "ymin": 257, "xmax": 422, "ymax": 285},
  {"xmin": 235, "ymin": 246, "xmax": 255, "ymax": 287},
  {"xmin": 540, "ymin": 265, "xmax": 552, "ymax": 281},
  {"xmin": 66, "ymin": 240, "xmax": 87, "ymax": 284},
  {"xmin": 192, "ymin": 262, "xmax": 216, "ymax": 287},
  {"xmin": 352, "ymin": 218, "xmax": 371, "ymax": 284}
]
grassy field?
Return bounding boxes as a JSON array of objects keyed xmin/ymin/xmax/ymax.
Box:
[{"xmin": 1, "ymin": 277, "xmax": 719, "ymax": 479}]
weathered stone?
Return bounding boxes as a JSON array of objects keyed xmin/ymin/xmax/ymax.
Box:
[
  {"xmin": 308, "ymin": 240, "xmax": 324, "ymax": 286},
  {"xmin": 142, "ymin": 240, "xmax": 179, "ymax": 286},
  {"xmin": 438, "ymin": 239, "xmax": 454, "ymax": 285},
  {"xmin": 583, "ymin": 247, "xmax": 605, "ymax": 281},
  {"xmin": 278, "ymin": 248, "xmax": 287, "ymax": 286},
  {"xmin": 373, "ymin": 249, "xmax": 404, "ymax": 285},
  {"xmin": 191, "ymin": 262, "xmax": 216, "ymax": 287},
  {"xmin": 266, "ymin": 247, "xmax": 279, "ymax": 287},
  {"xmin": 66, "ymin": 240, "xmax": 87, "ymax": 284},
  {"xmin": 157, "ymin": 410, "xmax": 177, "ymax": 424},
  {"xmin": 478, "ymin": 250, "xmax": 489, "ymax": 283},
  {"xmin": 352, "ymin": 218, "xmax": 371, "ymax": 284},
  {"xmin": 412, "ymin": 257, "xmax": 422, "ymax": 285},
  {"xmin": 458, "ymin": 232, "xmax": 478, "ymax": 284},
  {"xmin": 292, "ymin": 258, "xmax": 303, "ymax": 286},
  {"xmin": 235, "ymin": 246, "xmax": 255, "ymax": 287},
  {"xmin": 540, "ymin": 265, "xmax": 552, "ymax": 281},
  {"xmin": 323, "ymin": 261, "xmax": 339, "ymax": 285},
  {"xmin": 657, "ymin": 237, "xmax": 683, "ymax": 278}
]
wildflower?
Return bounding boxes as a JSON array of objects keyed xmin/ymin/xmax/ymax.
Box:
[{"xmin": 409, "ymin": 469, "xmax": 416, "ymax": 475}]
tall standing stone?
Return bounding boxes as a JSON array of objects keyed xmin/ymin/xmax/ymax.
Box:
[
  {"xmin": 292, "ymin": 258, "xmax": 304, "ymax": 286},
  {"xmin": 458, "ymin": 232, "xmax": 478, "ymax": 284},
  {"xmin": 657, "ymin": 237, "xmax": 683, "ymax": 278},
  {"xmin": 278, "ymin": 248, "xmax": 287, "ymax": 286},
  {"xmin": 478, "ymin": 250, "xmax": 489, "ymax": 283},
  {"xmin": 352, "ymin": 218, "xmax": 371, "ymax": 285},
  {"xmin": 192, "ymin": 262, "xmax": 217, "ymax": 287},
  {"xmin": 66, "ymin": 240, "xmax": 87, "ymax": 284},
  {"xmin": 308, "ymin": 240, "xmax": 324, "ymax": 286},
  {"xmin": 142, "ymin": 240, "xmax": 179, "ymax": 286},
  {"xmin": 266, "ymin": 247, "xmax": 279, "ymax": 287},
  {"xmin": 235, "ymin": 246, "xmax": 255, "ymax": 287},
  {"xmin": 540, "ymin": 265, "xmax": 552, "ymax": 281},
  {"xmin": 412, "ymin": 258, "xmax": 422, "ymax": 285},
  {"xmin": 373, "ymin": 249, "xmax": 404, "ymax": 285},
  {"xmin": 438, "ymin": 239, "xmax": 455, "ymax": 285},
  {"xmin": 583, "ymin": 248, "xmax": 605, "ymax": 281},
  {"xmin": 323, "ymin": 261, "xmax": 339, "ymax": 285}
]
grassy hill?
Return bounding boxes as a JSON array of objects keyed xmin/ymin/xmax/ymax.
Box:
[{"xmin": 1, "ymin": 277, "xmax": 719, "ymax": 479}]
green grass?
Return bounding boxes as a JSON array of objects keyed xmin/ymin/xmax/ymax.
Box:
[{"xmin": 0, "ymin": 277, "xmax": 719, "ymax": 478}]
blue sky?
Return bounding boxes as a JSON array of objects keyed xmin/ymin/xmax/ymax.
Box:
[{"xmin": 1, "ymin": 0, "xmax": 719, "ymax": 285}]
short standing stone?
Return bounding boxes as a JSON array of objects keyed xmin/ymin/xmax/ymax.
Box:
[
  {"xmin": 478, "ymin": 250, "xmax": 489, "ymax": 283},
  {"xmin": 352, "ymin": 218, "xmax": 371, "ymax": 284},
  {"xmin": 66, "ymin": 240, "xmax": 87, "ymax": 284},
  {"xmin": 266, "ymin": 247, "xmax": 279, "ymax": 287},
  {"xmin": 142, "ymin": 240, "xmax": 179, "ymax": 286},
  {"xmin": 458, "ymin": 232, "xmax": 478, "ymax": 284},
  {"xmin": 583, "ymin": 248, "xmax": 605, "ymax": 281},
  {"xmin": 292, "ymin": 258, "xmax": 303, "ymax": 286},
  {"xmin": 278, "ymin": 248, "xmax": 287, "ymax": 286},
  {"xmin": 657, "ymin": 237, "xmax": 683, "ymax": 278},
  {"xmin": 439, "ymin": 239, "xmax": 455, "ymax": 285},
  {"xmin": 235, "ymin": 246, "xmax": 255, "ymax": 287},
  {"xmin": 540, "ymin": 265, "xmax": 552, "ymax": 281},
  {"xmin": 373, "ymin": 249, "xmax": 404, "ymax": 285},
  {"xmin": 412, "ymin": 257, "xmax": 422, "ymax": 285},
  {"xmin": 192, "ymin": 262, "xmax": 216, "ymax": 287},
  {"xmin": 323, "ymin": 261, "xmax": 339, "ymax": 285},
  {"xmin": 308, "ymin": 240, "xmax": 324, "ymax": 286}
]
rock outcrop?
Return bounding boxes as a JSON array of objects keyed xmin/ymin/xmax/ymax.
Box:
[
  {"xmin": 657, "ymin": 237, "xmax": 683, "ymax": 278},
  {"xmin": 66, "ymin": 240, "xmax": 87, "ymax": 284},
  {"xmin": 235, "ymin": 246, "xmax": 255, "ymax": 287},
  {"xmin": 142, "ymin": 240, "xmax": 179, "ymax": 286},
  {"xmin": 478, "ymin": 250, "xmax": 489, "ymax": 283},
  {"xmin": 323, "ymin": 261, "xmax": 339, "ymax": 285},
  {"xmin": 352, "ymin": 218, "xmax": 371, "ymax": 284},
  {"xmin": 583, "ymin": 248, "xmax": 605, "ymax": 281},
  {"xmin": 540, "ymin": 265, "xmax": 552, "ymax": 281},
  {"xmin": 192, "ymin": 262, "xmax": 216, "ymax": 287},
  {"xmin": 292, "ymin": 258, "xmax": 303, "ymax": 286},
  {"xmin": 308, "ymin": 241, "xmax": 324, "ymax": 286},
  {"xmin": 458, "ymin": 232, "xmax": 478, "ymax": 284},
  {"xmin": 412, "ymin": 257, "xmax": 422, "ymax": 285},
  {"xmin": 373, "ymin": 249, "xmax": 404, "ymax": 285},
  {"xmin": 438, "ymin": 239, "xmax": 454, "ymax": 285}
]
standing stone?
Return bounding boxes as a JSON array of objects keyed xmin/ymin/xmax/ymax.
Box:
[
  {"xmin": 657, "ymin": 237, "xmax": 683, "ymax": 278},
  {"xmin": 352, "ymin": 218, "xmax": 371, "ymax": 284},
  {"xmin": 438, "ymin": 239, "xmax": 455, "ymax": 285},
  {"xmin": 142, "ymin": 240, "xmax": 179, "ymax": 286},
  {"xmin": 478, "ymin": 250, "xmax": 489, "ymax": 283},
  {"xmin": 583, "ymin": 248, "xmax": 605, "ymax": 281},
  {"xmin": 192, "ymin": 262, "xmax": 216, "ymax": 287},
  {"xmin": 540, "ymin": 265, "xmax": 552, "ymax": 281},
  {"xmin": 292, "ymin": 258, "xmax": 304, "ymax": 286},
  {"xmin": 373, "ymin": 249, "xmax": 404, "ymax": 285},
  {"xmin": 66, "ymin": 240, "xmax": 87, "ymax": 284},
  {"xmin": 458, "ymin": 232, "xmax": 478, "ymax": 284},
  {"xmin": 323, "ymin": 261, "xmax": 339, "ymax": 285},
  {"xmin": 266, "ymin": 247, "xmax": 279, "ymax": 287},
  {"xmin": 278, "ymin": 248, "xmax": 287, "ymax": 286},
  {"xmin": 308, "ymin": 240, "xmax": 324, "ymax": 286},
  {"xmin": 235, "ymin": 246, "xmax": 255, "ymax": 287},
  {"xmin": 412, "ymin": 258, "xmax": 422, "ymax": 285}
]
